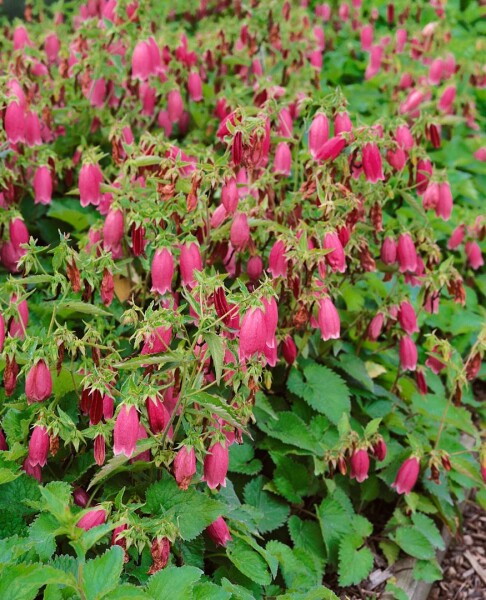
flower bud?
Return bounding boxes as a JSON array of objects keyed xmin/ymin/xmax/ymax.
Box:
[
  {"xmin": 73, "ymin": 487, "xmax": 90, "ymax": 508},
  {"xmin": 174, "ymin": 446, "xmax": 197, "ymax": 490},
  {"xmin": 4, "ymin": 101, "xmax": 25, "ymax": 143},
  {"xmin": 187, "ymin": 71, "xmax": 203, "ymax": 102},
  {"xmin": 381, "ymin": 236, "xmax": 397, "ymax": 264},
  {"xmin": 362, "ymin": 143, "xmax": 384, "ymax": 183},
  {"xmin": 77, "ymin": 507, "xmax": 107, "ymax": 531},
  {"xmin": 465, "ymin": 242, "xmax": 484, "ymax": 270},
  {"xmin": 203, "ymin": 441, "xmax": 229, "ymax": 489},
  {"xmin": 372, "ymin": 438, "xmax": 387, "ymax": 461},
  {"xmin": 273, "ymin": 142, "xmax": 292, "ymax": 175},
  {"xmin": 392, "ymin": 456, "xmax": 420, "ymax": 494},
  {"xmin": 318, "ymin": 297, "xmax": 340, "ymax": 341},
  {"xmin": 28, "ymin": 425, "xmax": 50, "ymax": 467},
  {"xmin": 415, "ymin": 159, "xmax": 433, "ymax": 195},
  {"xmin": 148, "ymin": 537, "xmax": 171, "ymax": 574},
  {"xmin": 334, "ymin": 111, "xmax": 353, "ymax": 137},
  {"xmin": 398, "ymin": 301, "xmax": 419, "ymax": 335},
  {"xmin": 25, "ymin": 359, "xmax": 52, "ymax": 403},
  {"xmin": 230, "ymin": 213, "xmax": 250, "ymax": 250},
  {"xmin": 239, "ymin": 307, "xmax": 268, "ymax": 360},
  {"xmin": 114, "ymin": 405, "xmax": 139, "ymax": 458},
  {"xmin": 268, "ymin": 240, "xmax": 288, "ymax": 279},
  {"xmin": 221, "ymin": 178, "xmax": 238, "ymax": 213},
  {"xmin": 350, "ymin": 449, "xmax": 370, "ymax": 483},
  {"xmin": 447, "ymin": 224, "xmax": 465, "ymax": 250},
  {"xmin": 425, "ymin": 347, "xmax": 446, "ymax": 375},
  {"xmin": 368, "ymin": 313, "xmax": 384, "ymax": 341},
  {"xmin": 399, "ymin": 336, "xmax": 418, "ymax": 371},
  {"xmin": 167, "ymin": 89, "xmax": 184, "ymax": 123},
  {"xmin": 131, "ymin": 41, "xmax": 153, "ymax": 80},
  {"xmin": 323, "ymin": 232, "xmax": 346, "ymax": 273},
  {"xmin": 33, "ymin": 166, "xmax": 53, "ymax": 205},
  {"xmin": 435, "ymin": 182, "xmax": 453, "ymax": 221},
  {"xmin": 247, "ymin": 255, "xmax": 263, "ymax": 281},
  {"xmin": 206, "ymin": 517, "xmax": 232, "ymax": 547},
  {"xmin": 308, "ymin": 113, "xmax": 329, "ymax": 159},
  {"xmin": 146, "ymin": 397, "xmax": 173, "ymax": 438},
  {"xmin": 4, "ymin": 355, "xmax": 19, "ymax": 396},
  {"xmin": 94, "ymin": 434, "xmax": 106, "ymax": 466},
  {"xmin": 103, "ymin": 209, "xmax": 124, "ymax": 253},
  {"xmin": 282, "ymin": 335, "xmax": 297, "ymax": 365},
  {"xmin": 151, "ymin": 249, "xmax": 174, "ymax": 295}
]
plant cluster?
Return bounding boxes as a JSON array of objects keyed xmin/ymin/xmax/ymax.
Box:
[{"xmin": 0, "ymin": 0, "xmax": 484, "ymax": 598}]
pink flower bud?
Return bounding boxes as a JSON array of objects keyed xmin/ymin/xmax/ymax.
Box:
[
  {"xmin": 323, "ymin": 232, "xmax": 346, "ymax": 273},
  {"xmin": 114, "ymin": 405, "xmax": 139, "ymax": 458},
  {"xmin": 372, "ymin": 439, "xmax": 387, "ymax": 461},
  {"xmin": 141, "ymin": 326, "xmax": 172, "ymax": 355},
  {"xmin": 94, "ymin": 434, "xmax": 106, "ymax": 466},
  {"xmin": 396, "ymin": 28, "xmax": 407, "ymax": 53},
  {"xmin": 151, "ymin": 249, "xmax": 174, "ymax": 294},
  {"xmin": 247, "ymin": 255, "xmax": 263, "ymax": 281},
  {"xmin": 77, "ymin": 507, "xmax": 107, "ymax": 531},
  {"xmin": 174, "ymin": 446, "xmax": 197, "ymax": 490},
  {"xmin": 474, "ymin": 147, "xmax": 486, "ymax": 162},
  {"xmin": 399, "ymin": 336, "xmax": 418, "ymax": 371},
  {"xmin": 273, "ymin": 142, "xmax": 292, "ymax": 175},
  {"xmin": 44, "ymin": 33, "xmax": 60, "ymax": 63},
  {"xmin": 397, "ymin": 234, "xmax": 417, "ymax": 273},
  {"xmin": 416, "ymin": 159, "xmax": 433, "ymax": 195},
  {"xmin": 308, "ymin": 113, "xmax": 329, "ymax": 159},
  {"xmin": 112, "ymin": 524, "xmax": 128, "ymax": 549},
  {"xmin": 239, "ymin": 307, "xmax": 268, "ymax": 359},
  {"xmin": 465, "ymin": 242, "xmax": 483, "ymax": 270},
  {"xmin": 211, "ymin": 204, "xmax": 227, "ymax": 229},
  {"xmin": 25, "ymin": 359, "xmax": 52, "ymax": 404},
  {"xmin": 381, "ymin": 237, "xmax": 397, "ymax": 264},
  {"xmin": 447, "ymin": 225, "xmax": 464, "ymax": 250},
  {"xmin": 316, "ymin": 136, "xmax": 346, "ymax": 162},
  {"xmin": 146, "ymin": 397, "xmax": 173, "ymax": 438},
  {"xmin": 28, "ymin": 425, "xmax": 49, "ymax": 467},
  {"xmin": 318, "ymin": 297, "xmax": 340, "ymax": 341},
  {"xmin": 103, "ymin": 209, "xmax": 124, "ymax": 253},
  {"xmin": 221, "ymin": 178, "xmax": 238, "ymax": 213},
  {"xmin": 79, "ymin": 163, "xmax": 103, "ymax": 207},
  {"xmin": 282, "ymin": 335, "xmax": 297, "ymax": 365},
  {"xmin": 206, "ymin": 517, "xmax": 232, "ymax": 547},
  {"xmin": 428, "ymin": 58, "xmax": 444, "ymax": 85},
  {"xmin": 422, "ymin": 181, "xmax": 439, "ymax": 211},
  {"xmin": 435, "ymin": 182, "xmax": 453, "ymax": 221},
  {"xmin": 4, "ymin": 101, "xmax": 25, "ymax": 143},
  {"xmin": 187, "ymin": 71, "xmax": 203, "ymax": 102},
  {"xmin": 398, "ymin": 301, "xmax": 419, "ymax": 335},
  {"xmin": 387, "ymin": 147, "xmax": 407, "ymax": 171},
  {"xmin": 203, "ymin": 441, "xmax": 229, "ymax": 489},
  {"xmin": 167, "ymin": 89, "xmax": 184, "ymax": 123},
  {"xmin": 395, "ymin": 125, "xmax": 414, "ymax": 150},
  {"xmin": 230, "ymin": 213, "xmax": 250, "ymax": 250},
  {"xmin": 368, "ymin": 313, "xmax": 384, "ymax": 341},
  {"xmin": 334, "ymin": 111, "xmax": 353, "ymax": 137},
  {"xmin": 33, "ymin": 166, "xmax": 53, "ymax": 205},
  {"xmin": 350, "ymin": 449, "xmax": 370, "ymax": 483},
  {"xmin": 392, "ymin": 456, "xmax": 420, "ymax": 494},
  {"xmin": 438, "ymin": 85, "xmax": 456, "ymax": 113},
  {"xmin": 73, "ymin": 488, "xmax": 90, "ymax": 508},
  {"xmin": 360, "ymin": 25, "xmax": 373, "ymax": 51},
  {"xmin": 179, "ymin": 242, "xmax": 203, "ymax": 288},
  {"xmin": 362, "ymin": 143, "xmax": 384, "ymax": 183},
  {"xmin": 268, "ymin": 240, "xmax": 288, "ymax": 279},
  {"xmin": 10, "ymin": 218, "xmax": 29, "ymax": 250},
  {"xmin": 131, "ymin": 41, "xmax": 153, "ymax": 80}
]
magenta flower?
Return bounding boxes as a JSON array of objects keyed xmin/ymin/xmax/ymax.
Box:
[
  {"xmin": 362, "ymin": 143, "xmax": 384, "ymax": 183},
  {"xmin": 399, "ymin": 336, "xmax": 418, "ymax": 371},
  {"xmin": 317, "ymin": 297, "xmax": 340, "ymax": 342},
  {"xmin": 397, "ymin": 234, "xmax": 417, "ymax": 274},
  {"xmin": 368, "ymin": 313, "xmax": 384, "ymax": 341},
  {"xmin": 179, "ymin": 242, "xmax": 203, "ymax": 288},
  {"xmin": 350, "ymin": 449, "xmax": 370, "ymax": 483},
  {"xmin": 398, "ymin": 301, "xmax": 419, "ymax": 335},
  {"xmin": 273, "ymin": 142, "xmax": 292, "ymax": 176},
  {"xmin": 230, "ymin": 213, "xmax": 250, "ymax": 250},
  {"xmin": 79, "ymin": 163, "xmax": 103, "ymax": 207},
  {"xmin": 203, "ymin": 441, "xmax": 229, "ymax": 489},
  {"xmin": 239, "ymin": 307, "xmax": 267, "ymax": 360},
  {"xmin": 113, "ymin": 405, "xmax": 139, "ymax": 458},
  {"xmin": 308, "ymin": 113, "xmax": 329, "ymax": 159},
  {"xmin": 25, "ymin": 359, "xmax": 52, "ymax": 403},
  {"xmin": 381, "ymin": 237, "xmax": 397, "ymax": 265},
  {"xmin": 392, "ymin": 457, "xmax": 420, "ymax": 495},
  {"xmin": 151, "ymin": 249, "xmax": 175, "ymax": 295},
  {"xmin": 33, "ymin": 166, "xmax": 53, "ymax": 205},
  {"xmin": 187, "ymin": 71, "xmax": 203, "ymax": 102},
  {"xmin": 28, "ymin": 425, "xmax": 50, "ymax": 467},
  {"xmin": 268, "ymin": 240, "xmax": 288, "ymax": 279},
  {"xmin": 146, "ymin": 397, "xmax": 173, "ymax": 438},
  {"xmin": 323, "ymin": 232, "xmax": 346, "ymax": 273},
  {"xmin": 174, "ymin": 446, "xmax": 197, "ymax": 490},
  {"xmin": 206, "ymin": 517, "xmax": 232, "ymax": 547},
  {"xmin": 465, "ymin": 242, "xmax": 484, "ymax": 270},
  {"xmin": 77, "ymin": 507, "xmax": 107, "ymax": 531}
]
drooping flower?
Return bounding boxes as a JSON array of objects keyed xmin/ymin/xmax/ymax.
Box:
[
  {"xmin": 174, "ymin": 446, "xmax": 197, "ymax": 490},
  {"xmin": 103, "ymin": 209, "xmax": 124, "ymax": 254},
  {"xmin": 203, "ymin": 441, "xmax": 229, "ymax": 489},
  {"xmin": 206, "ymin": 517, "xmax": 232, "ymax": 547},
  {"xmin": 148, "ymin": 537, "xmax": 171, "ymax": 574},
  {"xmin": 273, "ymin": 142, "xmax": 292, "ymax": 175},
  {"xmin": 308, "ymin": 113, "xmax": 329, "ymax": 159},
  {"xmin": 25, "ymin": 359, "xmax": 52, "ymax": 403},
  {"xmin": 151, "ymin": 249, "xmax": 174, "ymax": 295},
  {"xmin": 239, "ymin": 307, "xmax": 267, "ymax": 360},
  {"xmin": 323, "ymin": 232, "xmax": 346, "ymax": 273},
  {"xmin": 230, "ymin": 213, "xmax": 250, "ymax": 250},
  {"xmin": 179, "ymin": 242, "xmax": 203, "ymax": 288},
  {"xmin": 381, "ymin": 237, "xmax": 397, "ymax": 265},
  {"xmin": 392, "ymin": 457, "xmax": 420, "ymax": 494},
  {"xmin": 350, "ymin": 449, "xmax": 370, "ymax": 483},
  {"xmin": 368, "ymin": 313, "xmax": 384, "ymax": 341},
  {"xmin": 317, "ymin": 297, "xmax": 340, "ymax": 341},
  {"xmin": 77, "ymin": 507, "xmax": 107, "ymax": 531},
  {"xmin": 397, "ymin": 234, "xmax": 417, "ymax": 273},
  {"xmin": 268, "ymin": 240, "xmax": 288, "ymax": 279},
  {"xmin": 33, "ymin": 166, "xmax": 53, "ymax": 205},
  {"xmin": 146, "ymin": 396, "xmax": 173, "ymax": 438},
  {"xmin": 465, "ymin": 242, "xmax": 484, "ymax": 270},
  {"xmin": 372, "ymin": 439, "xmax": 387, "ymax": 461},
  {"xmin": 113, "ymin": 405, "xmax": 139, "ymax": 458},
  {"xmin": 398, "ymin": 301, "xmax": 419, "ymax": 335},
  {"xmin": 28, "ymin": 425, "xmax": 50, "ymax": 467},
  {"xmin": 281, "ymin": 336, "xmax": 297, "ymax": 365},
  {"xmin": 362, "ymin": 143, "xmax": 384, "ymax": 183},
  {"xmin": 187, "ymin": 71, "xmax": 203, "ymax": 102},
  {"xmin": 399, "ymin": 336, "xmax": 418, "ymax": 371}
]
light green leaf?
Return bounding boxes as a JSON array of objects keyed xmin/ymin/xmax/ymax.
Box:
[
  {"xmin": 204, "ymin": 332, "xmax": 224, "ymax": 384},
  {"xmin": 394, "ymin": 526, "xmax": 436, "ymax": 560},
  {"xmin": 226, "ymin": 538, "xmax": 272, "ymax": 586},
  {"xmin": 243, "ymin": 476, "xmax": 289, "ymax": 534},
  {"xmin": 83, "ymin": 546, "xmax": 124, "ymax": 600},
  {"xmin": 338, "ymin": 534, "xmax": 374, "ymax": 587},
  {"xmin": 413, "ymin": 558, "xmax": 442, "ymax": 583},
  {"xmin": 146, "ymin": 566, "xmax": 201, "ymax": 599},
  {"xmin": 411, "ymin": 514, "xmax": 445, "ymax": 551}
]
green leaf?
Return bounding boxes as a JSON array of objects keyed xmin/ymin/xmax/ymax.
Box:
[
  {"xmin": 82, "ymin": 546, "xmax": 125, "ymax": 600},
  {"xmin": 47, "ymin": 198, "xmax": 97, "ymax": 231},
  {"xmin": 257, "ymin": 411, "xmax": 321, "ymax": 453},
  {"xmin": 394, "ymin": 526, "xmax": 436, "ymax": 560},
  {"xmin": 193, "ymin": 582, "xmax": 231, "ymax": 600},
  {"xmin": 28, "ymin": 514, "xmax": 58, "ymax": 561},
  {"xmin": 146, "ymin": 566, "xmax": 202, "ymax": 600},
  {"xmin": 39, "ymin": 482, "xmax": 72, "ymax": 522},
  {"xmin": 0, "ymin": 564, "xmax": 76, "ymax": 600},
  {"xmin": 384, "ymin": 581, "xmax": 410, "ymax": 600},
  {"xmin": 288, "ymin": 364, "xmax": 350, "ymax": 425},
  {"xmin": 335, "ymin": 354, "xmax": 374, "ymax": 392},
  {"xmin": 57, "ymin": 301, "xmax": 111, "ymax": 318},
  {"xmin": 144, "ymin": 476, "xmax": 225, "ymax": 541},
  {"xmin": 317, "ymin": 497, "xmax": 353, "ymax": 561},
  {"xmin": 243, "ymin": 476, "xmax": 289, "ymax": 533},
  {"xmin": 266, "ymin": 541, "xmax": 323, "ymax": 591},
  {"xmin": 379, "ymin": 540, "xmax": 400, "ymax": 566},
  {"xmin": 226, "ymin": 538, "xmax": 272, "ymax": 586},
  {"xmin": 411, "ymin": 514, "xmax": 445, "ymax": 551},
  {"xmin": 0, "ymin": 468, "xmax": 20, "ymax": 485},
  {"xmin": 204, "ymin": 332, "xmax": 224, "ymax": 384},
  {"xmin": 104, "ymin": 584, "xmax": 151, "ymax": 599},
  {"xmin": 229, "ymin": 442, "xmax": 262, "ymax": 475},
  {"xmin": 338, "ymin": 534, "xmax": 374, "ymax": 587},
  {"xmin": 412, "ymin": 558, "xmax": 442, "ymax": 583},
  {"xmin": 271, "ymin": 454, "xmax": 312, "ymax": 503},
  {"xmin": 288, "ymin": 516, "xmax": 326, "ymax": 562}
]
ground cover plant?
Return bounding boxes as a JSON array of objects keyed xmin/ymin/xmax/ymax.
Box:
[{"xmin": 0, "ymin": 0, "xmax": 485, "ymax": 598}]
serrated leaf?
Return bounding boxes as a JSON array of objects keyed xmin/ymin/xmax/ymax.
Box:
[
  {"xmin": 82, "ymin": 547, "xmax": 124, "ymax": 600},
  {"xmin": 317, "ymin": 497, "xmax": 353, "ymax": 562},
  {"xmin": 28, "ymin": 514, "xmax": 57, "ymax": 561},
  {"xmin": 204, "ymin": 332, "xmax": 224, "ymax": 384},
  {"xmin": 266, "ymin": 541, "xmax": 323, "ymax": 591},
  {"xmin": 0, "ymin": 468, "xmax": 20, "ymax": 485},
  {"xmin": 146, "ymin": 566, "xmax": 202, "ymax": 600},
  {"xmin": 364, "ymin": 418, "xmax": 382, "ymax": 439},
  {"xmin": 338, "ymin": 534, "xmax": 374, "ymax": 587},
  {"xmin": 379, "ymin": 540, "xmax": 400, "ymax": 566},
  {"xmin": 193, "ymin": 582, "xmax": 231, "ymax": 600},
  {"xmin": 39, "ymin": 482, "xmax": 72, "ymax": 522},
  {"xmin": 412, "ymin": 558, "xmax": 442, "ymax": 583},
  {"xmin": 288, "ymin": 364, "xmax": 350, "ymax": 425},
  {"xmin": 288, "ymin": 516, "xmax": 326, "ymax": 562},
  {"xmin": 335, "ymin": 354, "xmax": 374, "ymax": 392},
  {"xmin": 104, "ymin": 584, "xmax": 151, "ymax": 599},
  {"xmin": 57, "ymin": 301, "xmax": 111, "ymax": 317},
  {"xmin": 384, "ymin": 581, "xmax": 409, "ymax": 600},
  {"xmin": 0, "ymin": 564, "xmax": 76, "ymax": 600},
  {"xmin": 229, "ymin": 442, "xmax": 262, "ymax": 475},
  {"xmin": 144, "ymin": 476, "xmax": 225, "ymax": 541},
  {"xmin": 243, "ymin": 476, "xmax": 289, "ymax": 534},
  {"xmin": 257, "ymin": 411, "xmax": 321, "ymax": 453},
  {"xmin": 394, "ymin": 526, "xmax": 436, "ymax": 560},
  {"xmin": 271, "ymin": 454, "xmax": 311, "ymax": 503},
  {"xmin": 226, "ymin": 538, "xmax": 272, "ymax": 586},
  {"xmin": 411, "ymin": 514, "xmax": 445, "ymax": 551}
]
